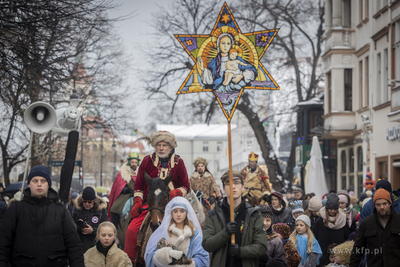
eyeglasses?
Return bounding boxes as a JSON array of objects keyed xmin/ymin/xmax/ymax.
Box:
[{"xmin": 83, "ymin": 201, "xmax": 93, "ymax": 204}]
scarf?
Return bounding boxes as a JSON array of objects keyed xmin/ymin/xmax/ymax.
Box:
[
  {"xmin": 160, "ymin": 149, "xmax": 175, "ymax": 168},
  {"xmin": 271, "ymin": 205, "xmax": 285, "ymax": 216},
  {"xmin": 320, "ymin": 207, "xmax": 347, "ymax": 229},
  {"xmin": 266, "ymin": 228, "xmax": 278, "ymax": 241},
  {"xmin": 96, "ymin": 240, "xmax": 115, "ymax": 257}
]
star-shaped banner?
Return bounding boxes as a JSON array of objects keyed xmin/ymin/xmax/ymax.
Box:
[{"xmin": 175, "ymin": 3, "xmax": 279, "ymax": 121}]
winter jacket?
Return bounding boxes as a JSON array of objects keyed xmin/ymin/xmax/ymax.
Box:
[
  {"xmin": 202, "ymin": 199, "xmax": 268, "ymax": 267},
  {"xmin": 84, "ymin": 242, "xmax": 131, "ymax": 267},
  {"xmin": 259, "ymin": 232, "xmax": 287, "ymax": 267},
  {"xmin": 350, "ymin": 205, "xmax": 400, "ymax": 267},
  {"xmin": 0, "ymin": 199, "xmax": 7, "ymax": 225},
  {"xmin": 0, "ymin": 188, "xmax": 84, "ymax": 267},
  {"xmin": 73, "ymin": 195, "xmax": 109, "ymax": 253},
  {"xmin": 359, "ymin": 192, "xmax": 400, "ymax": 224},
  {"xmin": 313, "ymin": 214, "xmax": 350, "ymax": 266}
]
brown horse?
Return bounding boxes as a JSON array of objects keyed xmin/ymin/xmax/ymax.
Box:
[{"xmin": 134, "ymin": 172, "xmax": 173, "ymax": 267}]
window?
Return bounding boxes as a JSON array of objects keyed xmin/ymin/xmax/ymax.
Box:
[
  {"xmin": 344, "ymin": 69, "xmax": 352, "ymax": 111},
  {"xmin": 342, "ymin": 176, "xmax": 347, "ymax": 190},
  {"xmin": 357, "ymin": 146, "xmax": 363, "ymax": 172},
  {"xmin": 383, "ymin": 48, "xmax": 388, "ymax": 102},
  {"xmin": 349, "ymin": 148, "xmax": 355, "ymax": 173},
  {"xmin": 377, "ymin": 53, "xmax": 381, "ymax": 105},
  {"xmin": 341, "ymin": 150, "xmax": 347, "ymax": 173},
  {"xmin": 343, "ymin": 0, "xmax": 351, "ymax": 27},
  {"xmin": 396, "ymin": 21, "xmax": 400, "ymax": 82},
  {"xmin": 327, "ymin": 72, "xmax": 332, "ymax": 113},
  {"xmin": 217, "ymin": 141, "xmax": 223, "ymax": 152},
  {"xmin": 202, "ymin": 142, "xmax": 208, "ymax": 152},
  {"xmin": 247, "ymin": 140, "xmax": 252, "ymax": 150},
  {"xmin": 359, "ymin": 0, "xmax": 363, "ymax": 23},
  {"xmin": 365, "ymin": 57, "xmax": 369, "ymax": 106},
  {"xmin": 378, "ymin": 161, "xmax": 388, "ymax": 179},
  {"xmin": 359, "ymin": 60, "xmax": 363, "ymax": 109}
]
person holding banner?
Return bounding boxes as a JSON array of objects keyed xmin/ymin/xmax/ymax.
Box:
[
  {"xmin": 202, "ymin": 170, "xmax": 268, "ymax": 267},
  {"xmin": 124, "ymin": 130, "xmax": 190, "ymax": 263}
]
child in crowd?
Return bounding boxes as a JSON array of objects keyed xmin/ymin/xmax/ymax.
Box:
[
  {"xmin": 325, "ymin": 241, "xmax": 354, "ymax": 267},
  {"xmin": 273, "ymin": 223, "xmax": 302, "ymax": 267},
  {"xmin": 144, "ymin": 197, "xmax": 209, "ymax": 267},
  {"xmin": 287, "ymin": 200, "xmax": 304, "ymax": 232},
  {"xmin": 84, "ymin": 221, "xmax": 131, "ymax": 267},
  {"xmin": 289, "ymin": 215, "xmax": 322, "ymax": 267},
  {"xmin": 258, "ymin": 205, "xmax": 287, "ymax": 267},
  {"xmin": 347, "ymin": 214, "xmax": 360, "ymax": 242},
  {"xmin": 325, "ymin": 243, "xmax": 338, "ymax": 266}
]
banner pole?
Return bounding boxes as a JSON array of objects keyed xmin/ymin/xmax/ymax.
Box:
[{"xmin": 228, "ymin": 121, "xmax": 235, "ymax": 244}]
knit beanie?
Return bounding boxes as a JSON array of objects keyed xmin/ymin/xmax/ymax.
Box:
[
  {"xmin": 338, "ymin": 194, "xmax": 348, "ymax": 204},
  {"xmin": 366, "ymin": 172, "xmax": 372, "ymax": 179},
  {"xmin": 71, "ymin": 192, "xmax": 79, "ymax": 199},
  {"xmin": 308, "ymin": 196, "xmax": 323, "ymax": 212},
  {"xmin": 259, "ymin": 204, "xmax": 273, "ymax": 218},
  {"xmin": 337, "ymin": 190, "xmax": 350, "ymax": 205},
  {"xmin": 82, "ymin": 187, "xmax": 96, "ymax": 201},
  {"xmin": 296, "ymin": 214, "xmax": 311, "ymax": 228},
  {"xmin": 376, "ymin": 179, "xmax": 392, "ymax": 193},
  {"xmin": 28, "ymin": 165, "xmax": 52, "ymax": 187},
  {"xmin": 373, "ymin": 188, "xmax": 392, "ymax": 205},
  {"xmin": 358, "ymin": 193, "xmax": 368, "ymax": 203},
  {"xmin": 325, "ymin": 194, "xmax": 339, "ymax": 210},
  {"xmin": 272, "ymin": 223, "xmax": 290, "ymax": 239},
  {"xmin": 291, "ymin": 200, "xmax": 304, "ymax": 214},
  {"xmin": 321, "ymin": 199, "xmax": 327, "ymax": 206},
  {"xmin": 365, "ymin": 190, "xmax": 373, "ymax": 197}
]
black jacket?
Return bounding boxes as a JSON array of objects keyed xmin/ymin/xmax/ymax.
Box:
[
  {"xmin": 350, "ymin": 205, "xmax": 400, "ymax": 267},
  {"xmin": 72, "ymin": 195, "xmax": 108, "ymax": 253},
  {"xmin": 0, "ymin": 188, "xmax": 84, "ymax": 267},
  {"xmin": 313, "ymin": 215, "xmax": 350, "ymax": 266}
]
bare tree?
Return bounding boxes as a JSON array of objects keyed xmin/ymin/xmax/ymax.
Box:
[
  {"xmin": 0, "ymin": 0, "xmax": 132, "ymax": 186},
  {"xmin": 139, "ymin": 0, "xmax": 324, "ymax": 190}
]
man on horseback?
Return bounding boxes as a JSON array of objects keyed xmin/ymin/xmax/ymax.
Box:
[
  {"xmin": 108, "ymin": 152, "xmax": 140, "ymax": 249},
  {"xmin": 240, "ymin": 152, "xmax": 271, "ymax": 204},
  {"xmin": 124, "ymin": 130, "xmax": 190, "ymax": 263},
  {"xmin": 190, "ymin": 157, "xmax": 221, "ymax": 210}
]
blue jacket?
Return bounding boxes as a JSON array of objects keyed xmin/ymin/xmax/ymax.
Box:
[{"xmin": 359, "ymin": 191, "xmax": 400, "ymax": 224}]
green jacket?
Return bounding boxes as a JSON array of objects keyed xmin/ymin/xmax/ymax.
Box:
[{"xmin": 202, "ymin": 200, "xmax": 268, "ymax": 267}]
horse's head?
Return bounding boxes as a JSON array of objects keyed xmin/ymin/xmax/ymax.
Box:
[{"xmin": 144, "ymin": 171, "xmax": 173, "ymax": 232}]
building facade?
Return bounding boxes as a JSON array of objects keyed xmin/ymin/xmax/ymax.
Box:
[{"xmin": 323, "ymin": 0, "xmax": 400, "ymax": 196}]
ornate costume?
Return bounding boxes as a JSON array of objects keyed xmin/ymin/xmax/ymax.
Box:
[
  {"xmin": 240, "ymin": 152, "xmax": 271, "ymax": 200},
  {"xmin": 189, "ymin": 157, "xmax": 221, "ymax": 208}
]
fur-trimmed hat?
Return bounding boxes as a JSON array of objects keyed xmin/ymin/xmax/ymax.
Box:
[
  {"xmin": 142, "ymin": 131, "xmax": 178, "ymax": 149},
  {"xmin": 193, "ymin": 157, "xmax": 207, "ymax": 168},
  {"xmin": 332, "ymin": 241, "xmax": 355, "ymax": 265},
  {"xmin": 272, "ymin": 223, "xmax": 290, "ymax": 239}
]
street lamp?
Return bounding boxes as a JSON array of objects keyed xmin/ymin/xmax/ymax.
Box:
[{"xmin": 112, "ymin": 139, "xmax": 117, "ymax": 181}]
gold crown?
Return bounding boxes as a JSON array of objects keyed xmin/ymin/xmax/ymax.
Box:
[
  {"xmin": 248, "ymin": 152, "xmax": 259, "ymax": 161},
  {"xmin": 127, "ymin": 152, "xmax": 140, "ymax": 161}
]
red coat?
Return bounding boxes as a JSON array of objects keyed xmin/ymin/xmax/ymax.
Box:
[
  {"xmin": 107, "ymin": 164, "xmax": 136, "ymax": 219},
  {"xmin": 134, "ymin": 152, "xmax": 190, "ymax": 202}
]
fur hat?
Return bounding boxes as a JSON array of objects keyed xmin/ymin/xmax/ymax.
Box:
[
  {"xmin": 259, "ymin": 204, "xmax": 273, "ymax": 218},
  {"xmin": 272, "ymin": 223, "xmax": 290, "ymax": 239},
  {"xmin": 308, "ymin": 196, "xmax": 322, "ymax": 212},
  {"xmin": 291, "ymin": 200, "xmax": 304, "ymax": 214},
  {"xmin": 373, "ymin": 188, "xmax": 392, "ymax": 205},
  {"xmin": 296, "ymin": 214, "xmax": 311, "ymax": 228},
  {"xmin": 28, "ymin": 165, "xmax": 52, "ymax": 187},
  {"xmin": 332, "ymin": 241, "xmax": 355, "ymax": 265},
  {"xmin": 142, "ymin": 131, "xmax": 178, "ymax": 149},
  {"xmin": 193, "ymin": 157, "xmax": 207, "ymax": 168},
  {"xmin": 325, "ymin": 193, "xmax": 339, "ymax": 210}
]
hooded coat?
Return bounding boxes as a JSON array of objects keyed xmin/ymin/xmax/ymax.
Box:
[
  {"xmin": 84, "ymin": 242, "xmax": 131, "ymax": 267},
  {"xmin": 73, "ymin": 195, "xmax": 109, "ymax": 253},
  {"xmin": 350, "ymin": 205, "xmax": 400, "ymax": 267},
  {"xmin": 269, "ymin": 193, "xmax": 292, "ymax": 225},
  {"xmin": 0, "ymin": 188, "xmax": 84, "ymax": 267}
]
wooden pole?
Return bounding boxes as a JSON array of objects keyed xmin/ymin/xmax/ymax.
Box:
[{"xmin": 228, "ymin": 121, "xmax": 235, "ymax": 244}]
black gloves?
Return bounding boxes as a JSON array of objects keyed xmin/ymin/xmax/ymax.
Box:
[
  {"xmin": 229, "ymin": 244, "xmax": 240, "ymax": 257},
  {"xmin": 262, "ymin": 194, "xmax": 270, "ymax": 203},
  {"xmin": 225, "ymin": 221, "xmax": 238, "ymax": 235},
  {"xmin": 208, "ymin": 196, "xmax": 216, "ymax": 205}
]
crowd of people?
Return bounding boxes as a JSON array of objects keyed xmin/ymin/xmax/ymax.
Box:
[{"xmin": 0, "ymin": 131, "xmax": 399, "ymax": 267}]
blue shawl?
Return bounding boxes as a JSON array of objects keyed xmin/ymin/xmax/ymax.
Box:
[{"xmin": 296, "ymin": 234, "xmax": 322, "ymax": 265}]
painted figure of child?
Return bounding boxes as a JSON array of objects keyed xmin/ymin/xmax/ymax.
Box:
[{"xmin": 222, "ymin": 49, "xmax": 248, "ymax": 85}]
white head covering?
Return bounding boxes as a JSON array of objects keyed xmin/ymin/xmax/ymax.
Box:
[{"xmin": 144, "ymin": 196, "xmax": 202, "ymax": 259}]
